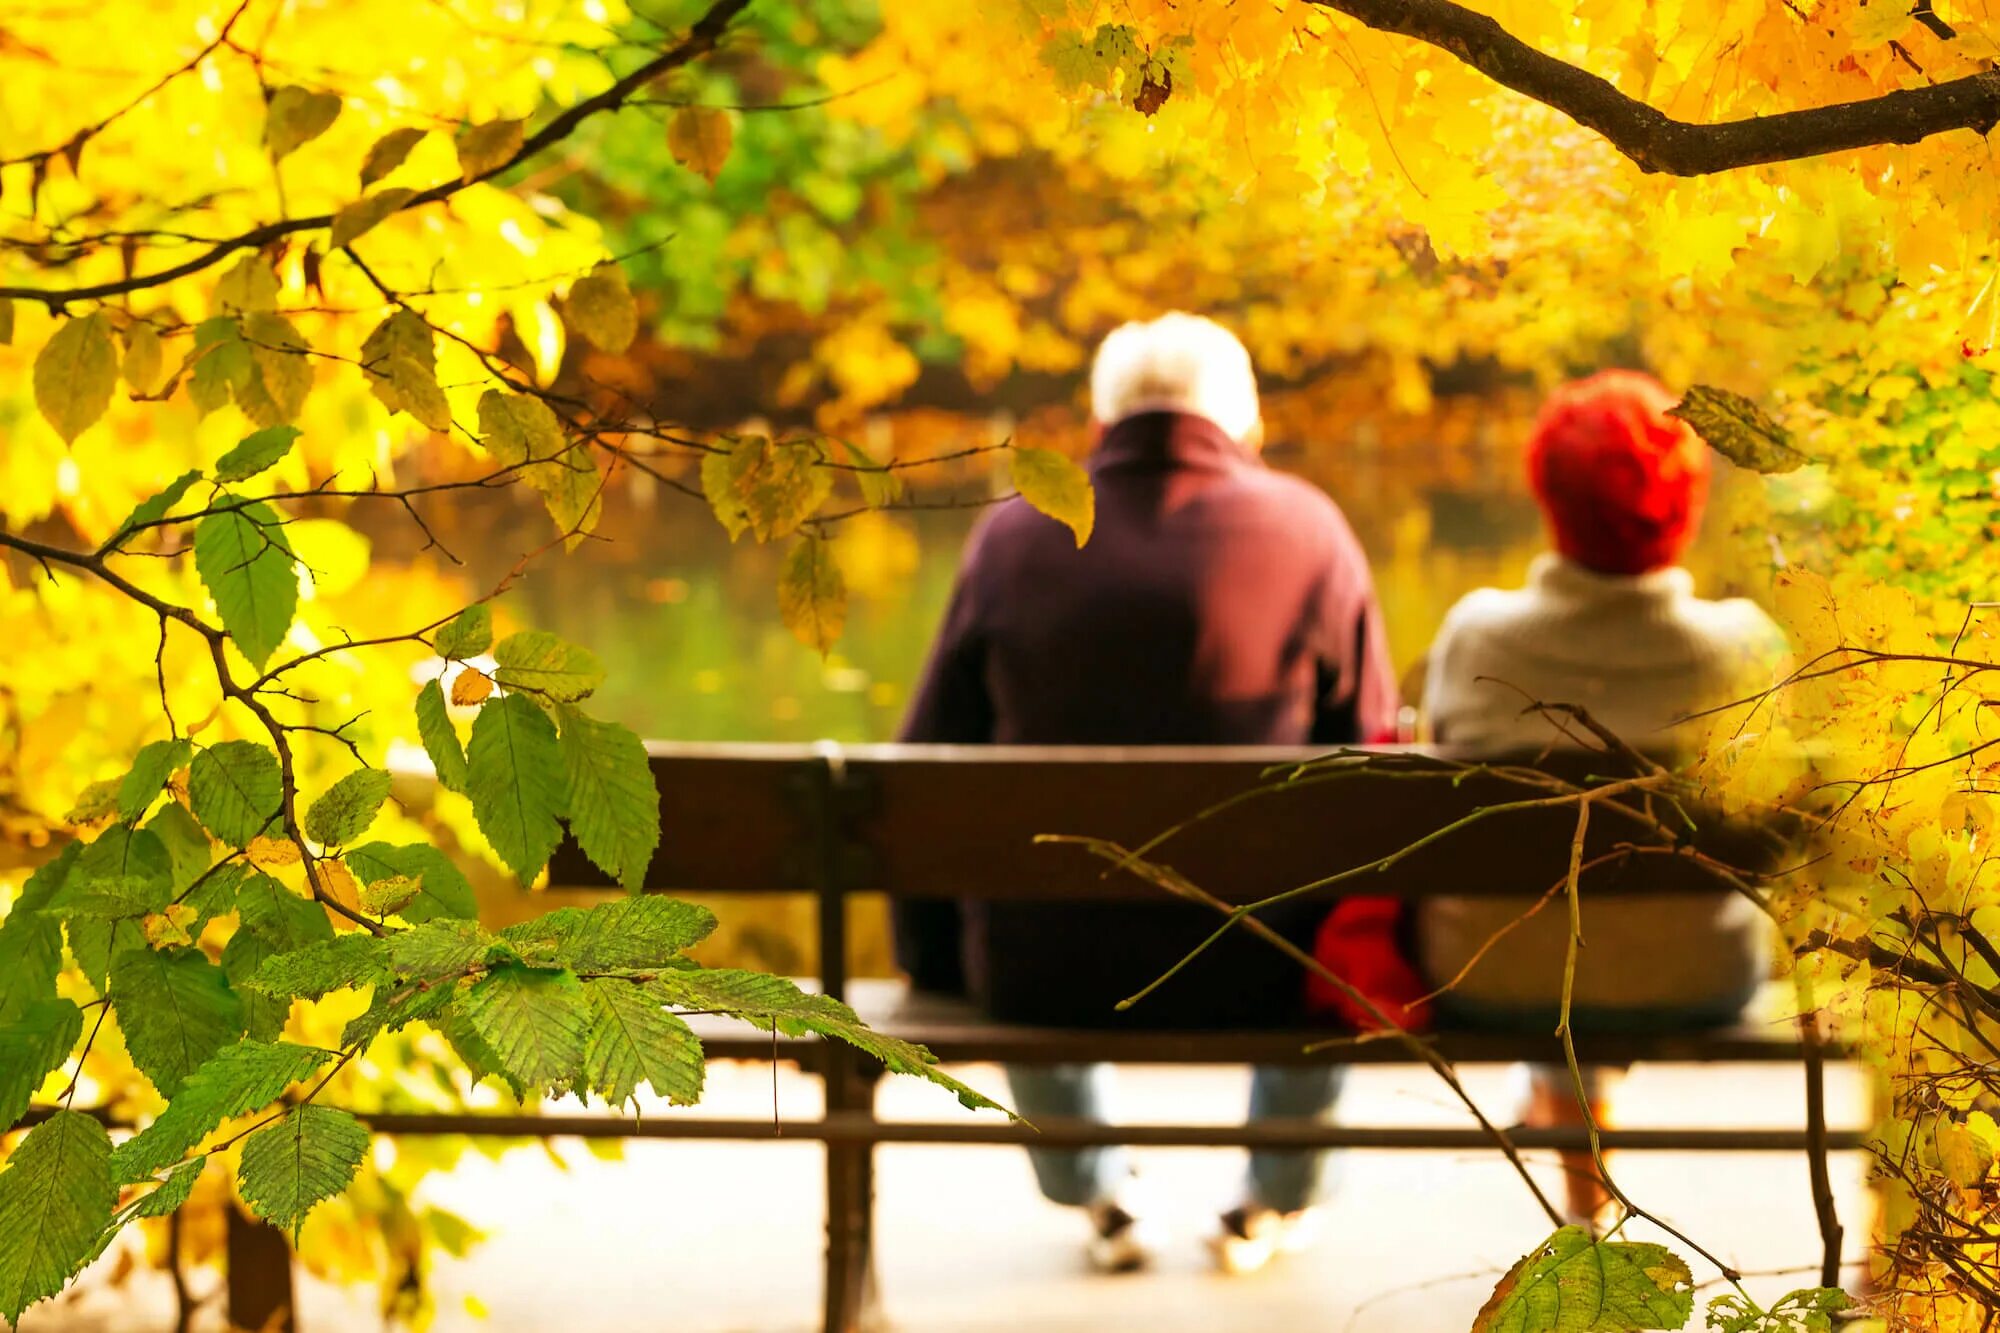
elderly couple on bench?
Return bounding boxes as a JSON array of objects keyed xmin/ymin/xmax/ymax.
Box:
[{"xmin": 891, "ymin": 313, "xmax": 1787, "ymax": 1275}]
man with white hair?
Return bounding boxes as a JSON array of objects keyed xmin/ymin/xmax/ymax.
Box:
[{"xmin": 896, "ymin": 312, "xmax": 1398, "ymax": 1274}]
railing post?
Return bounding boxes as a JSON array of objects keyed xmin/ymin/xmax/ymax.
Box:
[{"xmin": 226, "ymin": 1206, "xmax": 296, "ymax": 1331}]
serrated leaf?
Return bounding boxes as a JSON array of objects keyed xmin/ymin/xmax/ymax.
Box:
[
  {"xmin": 303, "ymin": 768, "xmax": 393, "ymax": 847},
  {"xmin": 555, "ymin": 708, "xmax": 659, "ymax": 891},
  {"xmin": 238, "ymin": 1105, "xmax": 368, "ymax": 1239},
  {"xmin": 415, "ymin": 679, "xmax": 470, "ymax": 794},
  {"xmin": 1471, "ymin": 1226, "xmax": 1694, "ymax": 1333},
  {"xmin": 1011, "ymin": 446, "xmax": 1094, "ymax": 546},
  {"xmin": 180, "ymin": 863, "xmax": 251, "ymax": 939},
  {"xmin": 109, "ymin": 946, "xmax": 243, "ymax": 1097},
  {"xmin": 450, "ymin": 667, "xmax": 494, "ymax": 706},
  {"xmin": 235, "ymin": 874, "xmax": 333, "ymax": 953},
  {"xmin": 249, "ymin": 934, "xmax": 393, "ymax": 999},
  {"xmin": 648, "ymin": 969, "xmax": 1008, "ymax": 1115},
  {"xmin": 108, "ymin": 469, "xmax": 202, "ymax": 549},
  {"xmin": 360, "ymin": 126, "xmax": 426, "ymax": 187},
  {"xmin": 778, "ymin": 536, "xmax": 846, "ymax": 655},
  {"xmin": 0, "ymin": 999, "xmax": 83, "ymax": 1134},
  {"xmin": 460, "ymin": 964, "xmax": 589, "ymax": 1091},
  {"xmin": 466, "ymin": 693, "xmax": 566, "ymax": 880},
  {"xmin": 456, "ymin": 118, "xmax": 525, "ymax": 180},
  {"xmin": 116, "ymin": 738, "xmax": 192, "ymax": 822},
  {"xmin": 122, "ymin": 321, "xmax": 164, "ymax": 396},
  {"xmin": 145, "ymin": 803, "xmax": 211, "ymax": 891},
  {"xmin": 213, "ymin": 425, "xmax": 302, "ymax": 484},
  {"xmin": 566, "ymin": 263, "xmax": 636, "ymax": 354},
  {"xmin": 341, "ymin": 980, "xmax": 455, "ymax": 1049},
  {"xmin": 345, "ymin": 842, "xmax": 476, "ymax": 923},
  {"xmin": 360, "ymin": 310, "xmax": 444, "ymax": 427},
  {"xmin": 581, "ymin": 978, "xmax": 703, "ymax": 1108},
  {"xmin": 476, "ymin": 390, "xmax": 599, "ymax": 549},
  {"xmin": 667, "ymin": 106, "xmax": 733, "ymax": 184},
  {"xmin": 492, "ymin": 630, "xmax": 605, "ymax": 702},
  {"xmin": 220, "ymin": 931, "xmax": 286, "ymax": 1042},
  {"xmin": 0, "ymin": 1110, "xmax": 116, "ymax": 1324},
  {"xmin": 64, "ymin": 778, "xmax": 121, "ymax": 826},
  {"xmin": 387, "ymin": 917, "xmax": 505, "ymax": 981},
  {"xmin": 265, "ymin": 85, "xmax": 342, "ymax": 160},
  {"xmin": 212, "ymin": 258, "xmax": 280, "ymax": 316},
  {"xmin": 193, "ymin": 501, "xmax": 297, "ymax": 668},
  {"xmin": 188, "ymin": 740, "xmax": 283, "ymax": 848},
  {"xmin": 700, "ymin": 434, "xmax": 832, "ymax": 542},
  {"xmin": 110, "ymin": 1041, "xmax": 330, "ymax": 1183},
  {"xmin": 142, "ymin": 904, "xmax": 199, "ymax": 949},
  {"xmin": 499, "ymin": 896, "xmax": 713, "ymax": 972},
  {"xmin": 843, "ymin": 437, "xmax": 904, "ymax": 509},
  {"xmin": 358, "ymin": 874, "xmax": 421, "ymax": 917},
  {"xmin": 125, "ymin": 1155, "xmax": 208, "ymax": 1220},
  {"xmin": 239, "ymin": 311, "xmax": 313, "ymax": 427},
  {"xmin": 34, "ymin": 311, "xmax": 118, "ymax": 443},
  {"xmin": 0, "ymin": 846, "xmax": 75, "ymax": 1023},
  {"xmin": 329, "ymin": 187, "xmax": 415, "ymax": 249},
  {"xmin": 186, "ymin": 318, "xmax": 253, "ymax": 415},
  {"xmin": 51, "ymin": 825, "xmax": 173, "ymax": 920},
  {"xmin": 434, "ymin": 605, "xmax": 492, "ymax": 660},
  {"xmin": 1668, "ymin": 386, "xmax": 1806, "ymax": 475}
]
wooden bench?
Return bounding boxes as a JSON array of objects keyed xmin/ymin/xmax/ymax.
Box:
[{"xmin": 229, "ymin": 742, "xmax": 1853, "ymax": 1333}]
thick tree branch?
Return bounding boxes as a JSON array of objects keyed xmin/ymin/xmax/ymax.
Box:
[{"xmin": 1310, "ymin": 0, "xmax": 2000, "ymax": 175}]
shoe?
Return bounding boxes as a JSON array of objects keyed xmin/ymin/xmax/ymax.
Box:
[
  {"xmin": 1209, "ymin": 1205, "xmax": 1321, "ymax": 1275},
  {"xmin": 1085, "ymin": 1200, "xmax": 1157, "ymax": 1274}
]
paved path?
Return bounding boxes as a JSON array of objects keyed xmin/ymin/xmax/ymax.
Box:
[{"xmin": 40, "ymin": 1060, "xmax": 1874, "ymax": 1332}]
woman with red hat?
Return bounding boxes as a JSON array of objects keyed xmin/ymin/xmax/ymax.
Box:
[{"xmin": 1420, "ymin": 369, "xmax": 1786, "ymax": 1223}]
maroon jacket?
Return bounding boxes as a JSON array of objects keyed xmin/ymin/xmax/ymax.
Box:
[{"xmin": 896, "ymin": 411, "xmax": 1398, "ymax": 1024}]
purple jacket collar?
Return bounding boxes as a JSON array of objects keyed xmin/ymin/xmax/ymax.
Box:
[{"xmin": 1092, "ymin": 411, "xmax": 1256, "ymax": 473}]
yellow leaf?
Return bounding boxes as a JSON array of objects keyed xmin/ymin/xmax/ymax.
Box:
[
  {"xmin": 450, "ymin": 667, "xmax": 494, "ymax": 706},
  {"xmin": 1938, "ymin": 1118, "xmax": 1992, "ymax": 1188},
  {"xmin": 1669, "ymin": 386, "xmax": 1808, "ymax": 474},
  {"xmin": 239, "ymin": 311, "xmax": 314, "ymax": 427},
  {"xmin": 477, "ymin": 389, "xmax": 602, "ymax": 549},
  {"xmin": 122, "ymin": 321, "xmax": 165, "ymax": 396},
  {"xmin": 247, "ymin": 835, "xmax": 302, "ymax": 870},
  {"xmin": 359, "ymin": 127, "xmax": 427, "ymax": 187},
  {"xmin": 34, "ymin": 311, "xmax": 119, "ymax": 443},
  {"xmin": 667, "ymin": 107, "xmax": 733, "ymax": 184},
  {"xmin": 778, "ymin": 536, "xmax": 847, "ymax": 655},
  {"xmin": 329, "ymin": 187, "xmax": 416, "ymax": 250},
  {"xmin": 320, "ymin": 859, "xmax": 363, "ymax": 913},
  {"xmin": 142, "ymin": 903, "xmax": 199, "ymax": 949},
  {"xmin": 358, "ymin": 873, "xmax": 422, "ymax": 917},
  {"xmin": 1011, "ymin": 446, "xmax": 1094, "ymax": 546},
  {"xmin": 841, "ymin": 437, "xmax": 905, "ymax": 508},
  {"xmin": 457, "ymin": 118, "xmax": 525, "ymax": 181},
  {"xmin": 565, "ymin": 263, "xmax": 637, "ymax": 355},
  {"xmin": 265, "ymin": 85, "xmax": 343, "ymax": 161},
  {"xmin": 700, "ymin": 435, "xmax": 833, "ymax": 543},
  {"xmin": 1847, "ymin": 0, "xmax": 1910, "ymax": 49},
  {"xmin": 212, "ymin": 257, "xmax": 280, "ymax": 315}
]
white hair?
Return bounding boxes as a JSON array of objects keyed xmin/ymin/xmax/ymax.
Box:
[{"xmin": 1089, "ymin": 312, "xmax": 1261, "ymax": 444}]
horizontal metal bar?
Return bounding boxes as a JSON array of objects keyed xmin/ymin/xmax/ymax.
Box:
[{"xmin": 351, "ymin": 1110, "xmax": 1869, "ymax": 1153}]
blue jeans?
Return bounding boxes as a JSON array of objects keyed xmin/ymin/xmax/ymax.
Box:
[{"xmin": 1005, "ymin": 1064, "xmax": 1344, "ymax": 1215}]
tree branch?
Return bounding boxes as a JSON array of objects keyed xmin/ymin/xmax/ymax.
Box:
[{"xmin": 1309, "ymin": 0, "xmax": 2000, "ymax": 175}]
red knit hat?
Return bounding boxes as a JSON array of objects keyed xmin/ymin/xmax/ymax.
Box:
[{"xmin": 1526, "ymin": 370, "xmax": 1710, "ymax": 576}]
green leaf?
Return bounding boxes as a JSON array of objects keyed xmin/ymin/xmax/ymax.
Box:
[
  {"xmin": 213, "ymin": 425, "xmax": 302, "ymax": 484},
  {"xmin": 648, "ymin": 969, "xmax": 1009, "ymax": 1116},
  {"xmin": 557, "ymin": 708, "xmax": 659, "ymax": 892},
  {"xmin": 1668, "ymin": 386, "xmax": 1807, "ymax": 475},
  {"xmin": 1472, "ymin": 1227, "xmax": 1695, "ymax": 1333},
  {"xmin": 64, "ymin": 917, "xmax": 146, "ymax": 996},
  {"xmin": 238, "ymin": 1105, "xmax": 368, "ymax": 1239},
  {"xmin": 221, "ymin": 930, "xmax": 287, "ymax": 1042},
  {"xmin": 0, "ymin": 999, "xmax": 83, "ymax": 1134},
  {"xmin": 212, "ymin": 258, "xmax": 280, "ymax": 315},
  {"xmin": 125, "ymin": 1156, "xmax": 208, "ymax": 1220},
  {"xmin": 180, "ymin": 863, "xmax": 251, "ymax": 940},
  {"xmin": 64, "ymin": 779, "xmax": 121, "ymax": 826},
  {"xmin": 466, "ymin": 693, "xmax": 566, "ymax": 881},
  {"xmin": 186, "ymin": 318, "xmax": 252, "ymax": 416},
  {"xmin": 778, "ymin": 535, "xmax": 846, "ymax": 655},
  {"xmin": 303, "ymin": 768, "xmax": 393, "ymax": 847},
  {"xmin": 193, "ymin": 501, "xmax": 298, "ymax": 668},
  {"xmin": 0, "ymin": 847, "xmax": 75, "ymax": 1022},
  {"xmin": 340, "ymin": 981, "xmax": 455, "ymax": 1050},
  {"xmin": 249, "ymin": 934, "xmax": 394, "ymax": 1000},
  {"xmin": 52, "ymin": 825, "xmax": 174, "ymax": 920},
  {"xmin": 434, "ymin": 605, "xmax": 492, "ymax": 660},
  {"xmin": 111, "ymin": 1040, "xmax": 330, "ymax": 1183},
  {"xmin": 265, "ymin": 85, "xmax": 342, "ymax": 160},
  {"xmin": 0, "ymin": 1110, "xmax": 117, "ymax": 1324},
  {"xmin": 357, "ymin": 875, "xmax": 421, "ymax": 917},
  {"xmin": 1011, "ymin": 446, "xmax": 1094, "ymax": 546},
  {"xmin": 345, "ymin": 841, "xmax": 476, "ymax": 923},
  {"xmin": 387, "ymin": 917, "xmax": 507, "ymax": 982},
  {"xmin": 33, "ymin": 311, "xmax": 118, "ymax": 443},
  {"xmin": 235, "ymin": 874, "xmax": 334, "ymax": 952},
  {"xmin": 476, "ymin": 390, "xmax": 600, "ymax": 549},
  {"xmin": 493, "ymin": 630, "xmax": 605, "ymax": 702},
  {"xmin": 238, "ymin": 311, "xmax": 314, "ymax": 428},
  {"xmin": 459, "ymin": 964, "xmax": 590, "ymax": 1092},
  {"xmin": 700, "ymin": 434, "xmax": 831, "ymax": 542},
  {"xmin": 328, "ymin": 186, "xmax": 415, "ymax": 249},
  {"xmin": 580, "ymin": 978, "xmax": 703, "ymax": 1108},
  {"xmin": 359, "ymin": 126, "xmax": 426, "ymax": 187},
  {"xmin": 1706, "ymin": 1287, "xmax": 1850, "ymax": 1333},
  {"xmin": 566, "ymin": 263, "xmax": 637, "ymax": 354},
  {"xmin": 110, "ymin": 946, "xmax": 244, "ymax": 1097},
  {"xmin": 499, "ymin": 896, "xmax": 713, "ymax": 972},
  {"xmin": 187, "ymin": 740, "xmax": 283, "ymax": 848},
  {"xmin": 108, "ymin": 469, "xmax": 203, "ymax": 549},
  {"xmin": 456, "ymin": 117, "xmax": 525, "ymax": 180},
  {"xmin": 116, "ymin": 738, "xmax": 193, "ymax": 822},
  {"xmin": 146, "ymin": 803, "xmax": 213, "ymax": 890},
  {"xmin": 414, "ymin": 678, "xmax": 470, "ymax": 795}
]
